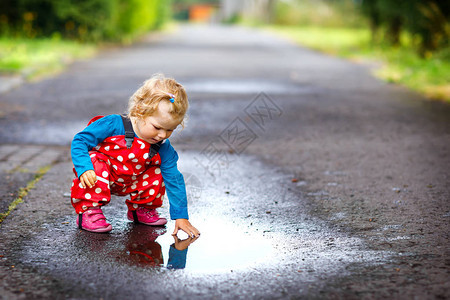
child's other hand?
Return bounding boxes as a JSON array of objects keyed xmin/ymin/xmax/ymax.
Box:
[
  {"xmin": 172, "ymin": 219, "xmax": 200, "ymax": 238},
  {"xmin": 80, "ymin": 170, "xmax": 97, "ymax": 188}
]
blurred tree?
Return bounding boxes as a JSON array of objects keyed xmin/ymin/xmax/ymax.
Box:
[
  {"xmin": 360, "ymin": 0, "xmax": 381, "ymax": 42},
  {"xmin": 53, "ymin": 0, "xmax": 115, "ymax": 40},
  {"xmin": 377, "ymin": 0, "xmax": 406, "ymax": 46},
  {"xmin": 409, "ymin": 0, "xmax": 450, "ymax": 55},
  {"xmin": 0, "ymin": 0, "xmax": 170, "ymax": 41},
  {"xmin": 361, "ymin": 0, "xmax": 449, "ymax": 55},
  {"xmin": 0, "ymin": 0, "xmax": 61, "ymax": 38}
]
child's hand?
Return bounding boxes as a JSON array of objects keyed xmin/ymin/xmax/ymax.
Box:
[
  {"xmin": 172, "ymin": 219, "xmax": 200, "ymax": 238},
  {"xmin": 172, "ymin": 234, "xmax": 199, "ymax": 251},
  {"xmin": 80, "ymin": 170, "xmax": 97, "ymax": 188}
]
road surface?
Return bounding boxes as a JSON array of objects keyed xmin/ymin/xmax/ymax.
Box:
[{"xmin": 0, "ymin": 24, "xmax": 449, "ymax": 299}]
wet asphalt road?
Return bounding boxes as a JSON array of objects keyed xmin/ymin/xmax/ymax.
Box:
[{"xmin": 1, "ymin": 24, "xmax": 450, "ymax": 299}]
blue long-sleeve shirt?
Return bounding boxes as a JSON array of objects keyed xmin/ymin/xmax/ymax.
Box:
[{"xmin": 71, "ymin": 114, "xmax": 188, "ymax": 220}]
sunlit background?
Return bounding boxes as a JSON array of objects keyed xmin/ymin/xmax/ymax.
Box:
[{"xmin": 0, "ymin": 0, "xmax": 448, "ymax": 101}]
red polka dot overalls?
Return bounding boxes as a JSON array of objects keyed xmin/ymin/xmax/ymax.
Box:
[{"xmin": 70, "ymin": 116, "xmax": 165, "ymax": 214}]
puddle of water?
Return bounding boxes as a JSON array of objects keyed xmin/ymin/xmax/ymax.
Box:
[
  {"xmin": 184, "ymin": 79, "xmax": 315, "ymax": 95},
  {"xmin": 19, "ymin": 151, "xmax": 393, "ymax": 291},
  {"xmin": 26, "ymin": 212, "xmax": 274, "ymax": 275},
  {"xmin": 157, "ymin": 217, "xmax": 273, "ymax": 273},
  {"xmin": 1, "ymin": 120, "xmax": 87, "ymax": 145}
]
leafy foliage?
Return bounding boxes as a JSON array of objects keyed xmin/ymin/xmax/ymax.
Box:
[
  {"xmin": 270, "ymin": 0, "xmax": 449, "ymax": 56},
  {"xmin": 360, "ymin": 0, "xmax": 450, "ymax": 56},
  {"xmin": 0, "ymin": 0, "xmax": 170, "ymax": 41},
  {"xmin": 269, "ymin": 25, "xmax": 450, "ymax": 101}
]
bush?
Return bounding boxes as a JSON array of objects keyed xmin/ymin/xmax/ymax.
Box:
[
  {"xmin": 271, "ymin": 0, "xmax": 449, "ymax": 56},
  {"xmin": 0, "ymin": 0, "xmax": 170, "ymax": 42},
  {"xmin": 361, "ymin": 0, "xmax": 450, "ymax": 56}
]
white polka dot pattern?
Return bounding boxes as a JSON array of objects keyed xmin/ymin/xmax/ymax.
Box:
[{"xmin": 70, "ymin": 134, "xmax": 165, "ymax": 215}]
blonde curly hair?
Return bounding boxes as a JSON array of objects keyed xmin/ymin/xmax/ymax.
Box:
[{"xmin": 128, "ymin": 74, "xmax": 188, "ymax": 127}]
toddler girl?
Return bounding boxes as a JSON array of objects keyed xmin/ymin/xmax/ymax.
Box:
[{"xmin": 70, "ymin": 74, "xmax": 199, "ymax": 237}]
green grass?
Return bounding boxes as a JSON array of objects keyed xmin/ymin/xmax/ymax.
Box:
[
  {"xmin": 0, "ymin": 37, "xmax": 96, "ymax": 80},
  {"xmin": 267, "ymin": 25, "xmax": 450, "ymax": 102}
]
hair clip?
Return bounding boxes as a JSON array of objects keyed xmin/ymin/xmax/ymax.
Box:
[{"xmin": 163, "ymin": 91, "xmax": 175, "ymax": 103}]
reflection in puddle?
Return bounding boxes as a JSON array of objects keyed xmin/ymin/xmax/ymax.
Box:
[
  {"xmin": 19, "ymin": 150, "xmax": 392, "ymax": 299},
  {"xmin": 68, "ymin": 215, "xmax": 273, "ymax": 273},
  {"xmin": 68, "ymin": 222, "xmax": 195, "ymax": 271},
  {"xmin": 110, "ymin": 226, "xmax": 194, "ymax": 270},
  {"xmin": 158, "ymin": 218, "xmax": 273, "ymax": 273}
]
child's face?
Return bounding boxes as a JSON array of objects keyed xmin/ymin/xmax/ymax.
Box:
[{"xmin": 133, "ymin": 101, "xmax": 182, "ymax": 144}]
